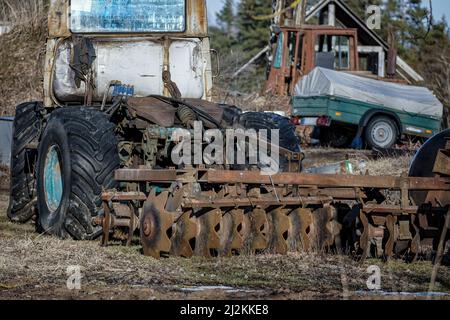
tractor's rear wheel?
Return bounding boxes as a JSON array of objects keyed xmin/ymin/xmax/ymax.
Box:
[
  {"xmin": 36, "ymin": 107, "xmax": 120, "ymax": 240},
  {"xmin": 8, "ymin": 102, "xmax": 42, "ymax": 222}
]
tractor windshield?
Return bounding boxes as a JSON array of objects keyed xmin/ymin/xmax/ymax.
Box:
[{"xmin": 70, "ymin": 0, "xmax": 186, "ymax": 33}]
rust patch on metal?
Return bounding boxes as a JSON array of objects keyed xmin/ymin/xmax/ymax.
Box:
[
  {"xmin": 48, "ymin": 0, "xmax": 70, "ymax": 38},
  {"xmin": 127, "ymin": 97, "xmax": 177, "ymax": 127}
]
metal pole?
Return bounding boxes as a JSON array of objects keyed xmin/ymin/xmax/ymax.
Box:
[
  {"xmin": 429, "ymin": 208, "xmax": 450, "ymax": 292},
  {"xmin": 231, "ymin": 46, "xmax": 271, "ymax": 79}
]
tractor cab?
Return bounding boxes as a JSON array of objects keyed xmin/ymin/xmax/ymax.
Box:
[
  {"xmin": 44, "ymin": 0, "xmax": 213, "ymax": 108},
  {"xmin": 266, "ymin": 25, "xmax": 359, "ymax": 96}
]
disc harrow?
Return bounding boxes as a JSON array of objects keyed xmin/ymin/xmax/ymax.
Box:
[{"xmin": 100, "ymin": 135, "xmax": 450, "ymax": 261}]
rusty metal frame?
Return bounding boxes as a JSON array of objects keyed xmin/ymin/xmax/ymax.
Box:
[
  {"xmin": 113, "ymin": 168, "xmax": 450, "ymax": 191},
  {"xmin": 107, "ymin": 167, "xmax": 449, "ymax": 223}
]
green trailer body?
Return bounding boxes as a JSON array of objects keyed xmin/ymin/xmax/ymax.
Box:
[{"xmin": 292, "ymin": 95, "xmax": 441, "ymax": 138}]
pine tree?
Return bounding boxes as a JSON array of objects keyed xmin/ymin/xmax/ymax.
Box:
[
  {"xmin": 210, "ymin": 0, "xmax": 237, "ymax": 55},
  {"xmin": 216, "ymin": 0, "xmax": 235, "ymax": 35},
  {"xmin": 236, "ymin": 0, "xmax": 273, "ymax": 59}
]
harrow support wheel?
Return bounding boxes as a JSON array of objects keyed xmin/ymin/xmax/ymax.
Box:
[
  {"xmin": 194, "ymin": 209, "xmax": 222, "ymax": 257},
  {"xmin": 140, "ymin": 190, "xmax": 174, "ymax": 259},
  {"xmin": 171, "ymin": 210, "xmax": 198, "ymax": 258},
  {"xmin": 266, "ymin": 208, "xmax": 290, "ymax": 254},
  {"xmin": 219, "ymin": 209, "xmax": 244, "ymax": 257},
  {"xmin": 288, "ymin": 208, "xmax": 313, "ymax": 252},
  {"xmin": 242, "ymin": 208, "xmax": 269, "ymax": 254}
]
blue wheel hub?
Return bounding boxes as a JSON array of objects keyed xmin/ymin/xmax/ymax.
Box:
[{"xmin": 43, "ymin": 145, "xmax": 63, "ymax": 213}]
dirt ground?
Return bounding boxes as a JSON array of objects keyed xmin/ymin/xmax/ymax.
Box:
[{"xmin": 0, "ymin": 149, "xmax": 449, "ymax": 300}]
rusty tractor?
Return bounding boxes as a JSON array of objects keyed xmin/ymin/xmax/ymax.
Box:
[{"xmin": 7, "ymin": 0, "xmax": 450, "ymax": 261}]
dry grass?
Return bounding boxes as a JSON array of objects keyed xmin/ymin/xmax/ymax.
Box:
[
  {"xmin": 0, "ymin": 188, "xmax": 449, "ymax": 300},
  {"xmin": 365, "ymin": 155, "xmax": 413, "ymax": 176},
  {"xmin": 0, "ymin": 164, "xmax": 9, "ymax": 190},
  {"xmin": 0, "ymin": 1, "xmax": 48, "ymax": 29},
  {"xmin": 0, "ymin": 0, "xmax": 48, "ymax": 116},
  {"xmin": 303, "ymin": 148, "xmax": 414, "ymax": 177},
  {"xmin": 212, "ymin": 87, "xmax": 292, "ymax": 113}
]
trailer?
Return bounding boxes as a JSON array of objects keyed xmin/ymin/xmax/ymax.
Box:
[{"xmin": 292, "ymin": 67, "xmax": 443, "ymax": 149}]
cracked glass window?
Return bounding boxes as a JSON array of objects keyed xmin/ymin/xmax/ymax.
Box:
[{"xmin": 70, "ymin": 0, "xmax": 186, "ymax": 33}]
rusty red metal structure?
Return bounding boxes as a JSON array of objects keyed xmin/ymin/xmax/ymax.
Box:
[
  {"xmin": 266, "ymin": 26, "xmax": 359, "ymax": 96},
  {"xmin": 100, "ymin": 134, "xmax": 450, "ymax": 260}
]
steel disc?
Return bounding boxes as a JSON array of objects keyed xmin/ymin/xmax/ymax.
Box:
[
  {"xmin": 140, "ymin": 190, "xmax": 174, "ymax": 259},
  {"xmin": 242, "ymin": 208, "xmax": 269, "ymax": 254},
  {"xmin": 219, "ymin": 209, "xmax": 244, "ymax": 256},
  {"xmin": 171, "ymin": 210, "xmax": 198, "ymax": 258},
  {"xmin": 266, "ymin": 208, "xmax": 290, "ymax": 254},
  {"xmin": 288, "ymin": 208, "xmax": 313, "ymax": 252},
  {"xmin": 409, "ymin": 129, "xmax": 450, "ymax": 204},
  {"xmin": 193, "ymin": 209, "xmax": 222, "ymax": 257}
]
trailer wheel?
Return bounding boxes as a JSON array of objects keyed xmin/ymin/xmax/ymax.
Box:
[
  {"xmin": 8, "ymin": 102, "xmax": 42, "ymax": 222},
  {"xmin": 36, "ymin": 108, "xmax": 119, "ymax": 240},
  {"xmin": 365, "ymin": 116, "xmax": 398, "ymax": 149}
]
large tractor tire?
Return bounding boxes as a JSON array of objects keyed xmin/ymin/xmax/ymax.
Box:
[
  {"xmin": 8, "ymin": 102, "xmax": 43, "ymax": 222},
  {"xmin": 36, "ymin": 107, "xmax": 120, "ymax": 240}
]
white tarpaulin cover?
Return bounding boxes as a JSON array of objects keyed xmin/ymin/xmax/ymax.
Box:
[{"xmin": 294, "ymin": 67, "xmax": 443, "ymax": 119}]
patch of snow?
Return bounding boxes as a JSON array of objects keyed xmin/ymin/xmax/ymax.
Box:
[{"xmin": 355, "ymin": 290, "xmax": 448, "ymax": 298}]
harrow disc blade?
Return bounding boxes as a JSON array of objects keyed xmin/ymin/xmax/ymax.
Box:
[
  {"xmin": 288, "ymin": 208, "xmax": 313, "ymax": 252},
  {"xmin": 140, "ymin": 192, "xmax": 174, "ymax": 259},
  {"xmin": 219, "ymin": 209, "xmax": 244, "ymax": 257},
  {"xmin": 194, "ymin": 209, "xmax": 222, "ymax": 257},
  {"xmin": 309, "ymin": 206, "xmax": 334, "ymax": 252},
  {"xmin": 326, "ymin": 205, "xmax": 342, "ymax": 252},
  {"xmin": 171, "ymin": 210, "xmax": 198, "ymax": 258},
  {"xmin": 267, "ymin": 208, "xmax": 290, "ymax": 254},
  {"xmin": 242, "ymin": 208, "xmax": 269, "ymax": 253}
]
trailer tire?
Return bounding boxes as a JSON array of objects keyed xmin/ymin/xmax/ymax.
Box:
[
  {"xmin": 8, "ymin": 102, "xmax": 42, "ymax": 223},
  {"xmin": 365, "ymin": 116, "xmax": 398, "ymax": 149},
  {"xmin": 36, "ymin": 108, "xmax": 120, "ymax": 240}
]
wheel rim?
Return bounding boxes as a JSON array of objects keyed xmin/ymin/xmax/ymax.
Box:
[
  {"xmin": 43, "ymin": 145, "xmax": 63, "ymax": 213},
  {"xmin": 371, "ymin": 122, "xmax": 394, "ymax": 148}
]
